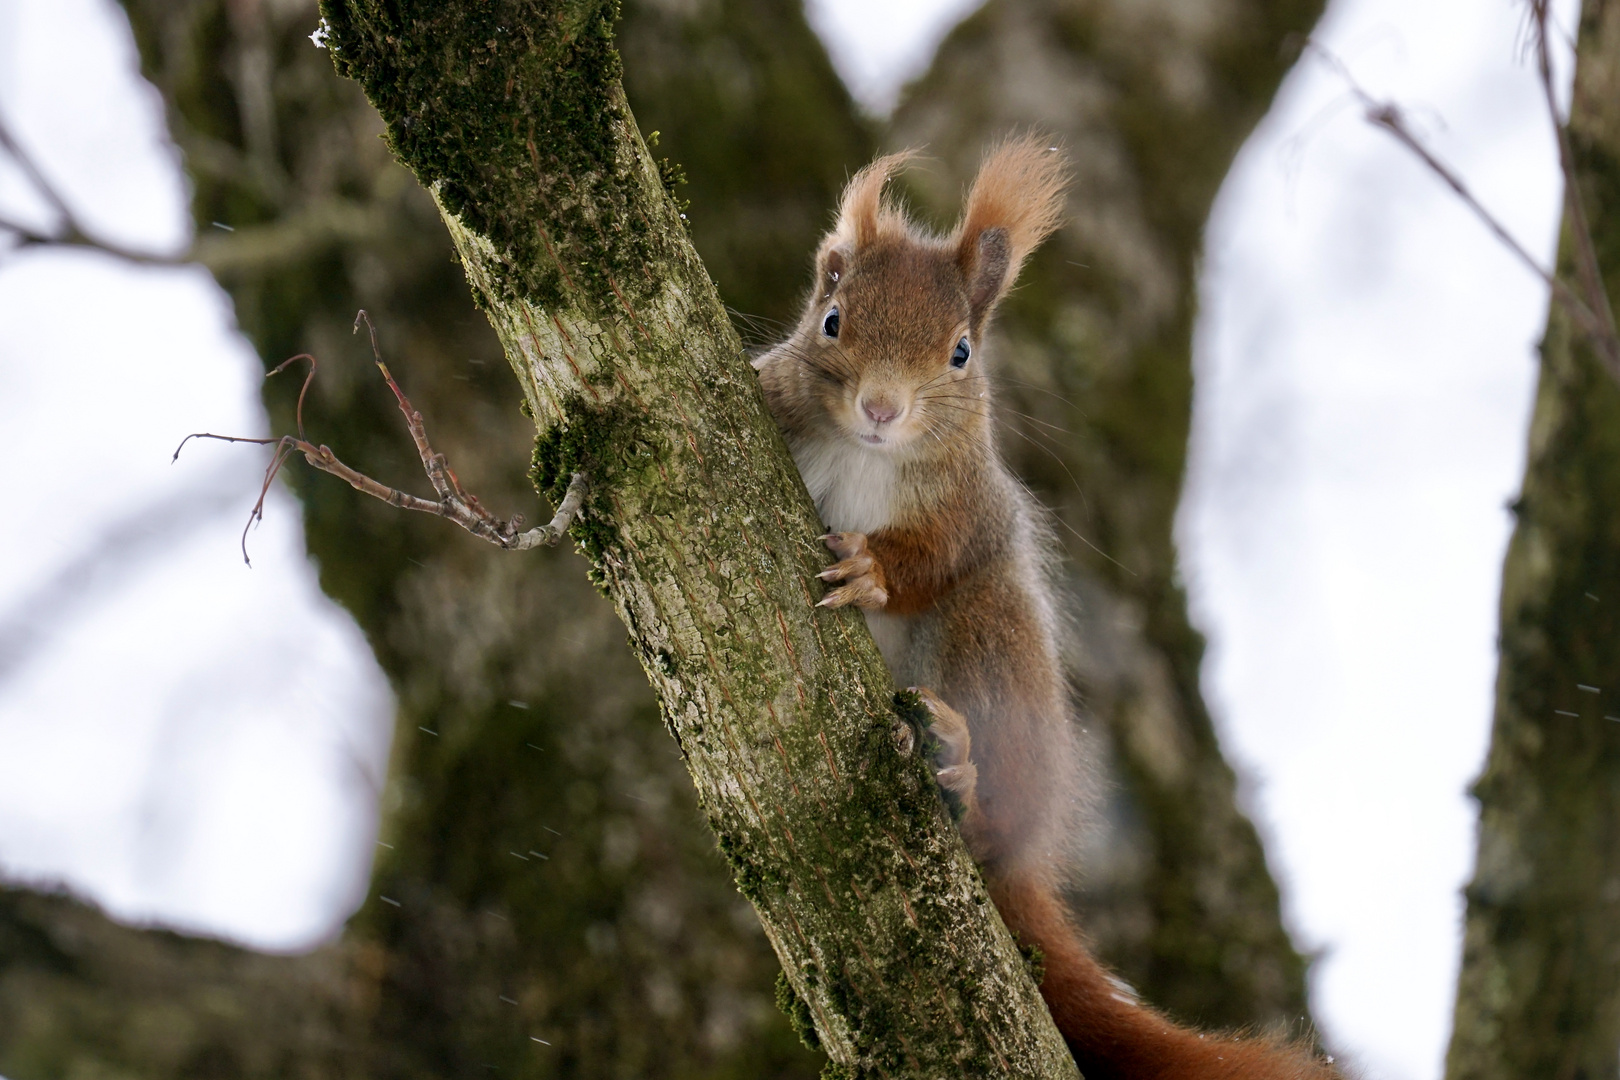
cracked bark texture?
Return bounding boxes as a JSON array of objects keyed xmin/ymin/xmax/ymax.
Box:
[
  {"xmin": 890, "ymin": 0, "xmax": 1323, "ymax": 1032},
  {"xmin": 0, "ymin": 0, "xmax": 1329, "ymax": 1073},
  {"xmin": 1445, "ymin": 3, "xmax": 1620, "ymax": 1077}
]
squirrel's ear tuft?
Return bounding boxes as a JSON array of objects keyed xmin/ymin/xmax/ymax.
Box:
[
  {"xmin": 830, "ymin": 149, "xmax": 919, "ymax": 252},
  {"xmin": 955, "ymin": 135, "xmax": 1069, "ymax": 327}
]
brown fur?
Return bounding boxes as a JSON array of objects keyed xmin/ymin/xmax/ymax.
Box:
[
  {"xmin": 995, "ymin": 877, "xmax": 1337, "ymax": 1080},
  {"xmin": 755, "ymin": 136, "xmax": 1339, "ymax": 1078}
]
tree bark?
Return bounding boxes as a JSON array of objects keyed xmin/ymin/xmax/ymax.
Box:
[
  {"xmin": 313, "ymin": 1, "xmax": 1075, "ymax": 1075},
  {"xmin": 1445, "ymin": 2, "xmax": 1620, "ymax": 1077}
]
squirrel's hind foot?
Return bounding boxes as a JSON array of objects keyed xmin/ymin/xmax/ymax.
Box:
[
  {"xmin": 910, "ymin": 687, "xmax": 979, "ymax": 823},
  {"xmin": 816, "ymin": 532, "xmax": 889, "ymax": 610}
]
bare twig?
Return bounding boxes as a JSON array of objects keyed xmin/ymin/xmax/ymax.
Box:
[
  {"xmin": 1527, "ymin": 0, "xmax": 1620, "ymax": 377},
  {"xmin": 516, "ymin": 467, "xmax": 590, "ymax": 549},
  {"xmin": 174, "ymin": 311, "xmax": 586, "ymax": 564},
  {"xmin": 1307, "ymin": 34, "xmax": 1620, "ymax": 383},
  {"xmin": 0, "ymin": 97, "xmax": 391, "ymax": 273},
  {"xmin": 0, "ymin": 108, "xmax": 187, "ymax": 266}
]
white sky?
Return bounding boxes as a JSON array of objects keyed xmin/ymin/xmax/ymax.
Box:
[
  {"xmin": 1181, "ymin": 1, "xmax": 1574, "ymax": 1075},
  {"xmin": 0, "ymin": 0, "xmax": 1581, "ymax": 1077},
  {"xmin": 0, "ymin": 0, "xmax": 391, "ymax": 947},
  {"xmin": 805, "ymin": 0, "xmax": 985, "ymax": 115}
]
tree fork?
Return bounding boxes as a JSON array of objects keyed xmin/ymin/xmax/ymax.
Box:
[{"xmin": 317, "ymin": 1, "xmax": 1078, "ymax": 1074}]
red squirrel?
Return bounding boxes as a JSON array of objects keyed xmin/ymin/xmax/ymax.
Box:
[{"xmin": 754, "ymin": 137, "xmax": 1341, "ymax": 1080}]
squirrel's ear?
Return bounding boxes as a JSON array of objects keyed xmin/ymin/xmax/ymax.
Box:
[
  {"xmin": 955, "ymin": 135, "xmax": 1069, "ymax": 327},
  {"xmin": 830, "ymin": 149, "xmax": 918, "ymax": 252},
  {"xmin": 815, "ymin": 243, "xmax": 850, "ymax": 300},
  {"xmin": 965, "ymin": 227, "xmax": 1012, "ymax": 327}
]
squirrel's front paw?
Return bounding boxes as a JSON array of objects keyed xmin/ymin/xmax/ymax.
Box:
[
  {"xmin": 911, "ymin": 686, "xmax": 979, "ymax": 822},
  {"xmin": 816, "ymin": 532, "xmax": 889, "ymax": 610}
]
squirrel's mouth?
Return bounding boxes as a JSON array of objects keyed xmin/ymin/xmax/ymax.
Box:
[
  {"xmin": 857, "ymin": 429, "xmax": 914, "ymax": 450},
  {"xmin": 843, "ymin": 406, "xmax": 915, "ymax": 450}
]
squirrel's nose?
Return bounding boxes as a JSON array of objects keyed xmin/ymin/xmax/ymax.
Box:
[{"xmin": 862, "ymin": 397, "xmax": 900, "ymax": 425}]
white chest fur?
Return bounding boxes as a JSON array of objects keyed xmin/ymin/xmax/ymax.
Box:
[{"xmin": 792, "ymin": 435, "xmax": 902, "ymax": 534}]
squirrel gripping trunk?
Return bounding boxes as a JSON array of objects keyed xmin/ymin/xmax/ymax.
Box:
[{"xmin": 757, "ymin": 137, "xmax": 1339, "ymax": 1080}]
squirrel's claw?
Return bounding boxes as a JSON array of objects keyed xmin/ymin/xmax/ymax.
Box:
[
  {"xmin": 818, "ymin": 553, "xmax": 876, "ymax": 582},
  {"xmin": 820, "ymin": 532, "xmax": 867, "ymax": 560},
  {"xmin": 817, "ymin": 579, "xmax": 889, "ymax": 610},
  {"xmin": 909, "ymin": 686, "xmax": 979, "ymax": 822},
  {"xmin": 816, "ymin": 531, "xmax": 888, "ymax": 610}
]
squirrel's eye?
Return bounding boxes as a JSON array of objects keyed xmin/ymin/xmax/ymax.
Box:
[
  {"xmin": 822, "ymin": 307, "xmax": 840, "ymax": 338},
  {"xmin": 950, "ymin": 337, "xmax": 971, "ymax": 369}
]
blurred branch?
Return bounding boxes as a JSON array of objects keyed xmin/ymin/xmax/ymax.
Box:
[
  {"xmin": 1308, "ymin": 32, "xmax": 1620, "ymax": 382},
  {"xmin": 175, "ymin": 312, "xmax": 585, "ymax": 565},
  {"xmin": 169, "ymin": 122, "xmax": 290, "ymax": 205},
  {"xmin": 0, "ymin": 108, "xmax": 189, "ymax": 265},
  {"xmin": 0, "ymin": 471, "xmax": 243, "ymax": 686},
  {"xmin": 0, "ymin": 107, "xmax": 384, "ymax": 272},
  {"xmin": 190, "ymin": 198, "xmax": 390, "ymax": 274},
  {"xmin": 1526, "ymin": 0, "xmax": 1620, "ymax": 371}
]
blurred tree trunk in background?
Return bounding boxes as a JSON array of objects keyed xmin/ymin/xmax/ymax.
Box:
[
  {"xmin": 1445, "ymin": 3, "xmax": 1620, "ymax": 1078},
  {"xmin": 0, "ymin": 0, "xmax": 1325, "ymax": 1073},
  {"xmin": 893, "ymin": 0, "xmax": 1323, "ymax": 1030}
]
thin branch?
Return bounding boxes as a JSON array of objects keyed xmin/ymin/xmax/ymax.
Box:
[
  {"xmin": 1306, "ymin": 38, "xmax": 1620, "ymax": 384},
  {"xmin": 1527, "ymin": 0, "xmax": 1620, "ymax": 378},
  {"xmin": 0, "ymin": 107, "xmax": 188, "ymax": 266},
  {"xmin": 174, "ymin": 312, "xmax": 586, "ymax": 564},
  {"xmin": 0, "ymin": 89, "xmax": 387, "ymax": 272},
  {"xmin": 512, "ymin": 467, "xmax": 589, "ymax": 549},
  {"xmin": 0, "ymin": 107, "xmax": 75, "ymax": 225},
  {"xmin": 189, "ymin": 199, "xmax": 391, "ymax": 274},
  {"xmin": 164, "ymin": 121, "xmax": 290, "ymax": 205}
]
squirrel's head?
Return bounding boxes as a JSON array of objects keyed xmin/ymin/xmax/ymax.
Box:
[{"xmin": 761, "ymin": 136, "xmax": 1069, "ymax": 456}]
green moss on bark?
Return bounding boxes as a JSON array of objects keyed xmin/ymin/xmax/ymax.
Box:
[
  {"xmin": 320, "ymin": 0, "xmax": 658, "ymax": 315},
  {"xmin": 776, "ymin": 971, "xmax": 822, "ymax": 1051},
  {"xmin": 529, "ymin": 397, "xmax": 654, "ymax": 579}
]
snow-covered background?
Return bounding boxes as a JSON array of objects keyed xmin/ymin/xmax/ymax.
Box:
[{"xmin": 0, "ymin": 0, "xmax": 1577, "ymax": 1076}]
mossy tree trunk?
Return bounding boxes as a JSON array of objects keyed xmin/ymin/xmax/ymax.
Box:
[
  {"xmin": 1445, "ymin": 2, "xmax": 1620, "ymax": 1077},
  {"xmin": 315, "ymin": 1, "xmax": 1075, "ymax": 1075}
]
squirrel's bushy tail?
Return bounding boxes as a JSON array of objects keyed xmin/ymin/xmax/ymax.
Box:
[{"xmin": 991, "ymin": 874, "xmax": 1340, "ymax": 1080}]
